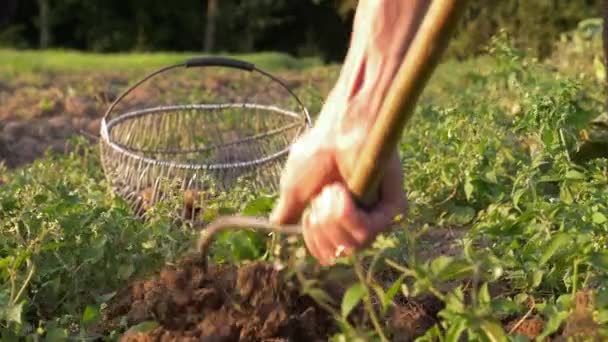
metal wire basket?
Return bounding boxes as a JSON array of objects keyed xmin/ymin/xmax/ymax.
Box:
[{"xmin": 100, "ymin": 57, "xmax": 312, "ymax": 220}]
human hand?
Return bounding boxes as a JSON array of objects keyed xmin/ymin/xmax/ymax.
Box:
[{"xmin": 269, "ymin": 122, "xmax": 407, "ymax": 265}]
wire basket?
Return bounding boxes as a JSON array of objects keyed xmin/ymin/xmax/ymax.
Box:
[{"xmin": 100, "ymin": 57, "xmax": 312, "ymax": 220}]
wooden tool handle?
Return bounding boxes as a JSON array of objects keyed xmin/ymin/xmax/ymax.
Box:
[{"xmin": 348, "ymin": 0, "xmax": 468, "ymax": 207}]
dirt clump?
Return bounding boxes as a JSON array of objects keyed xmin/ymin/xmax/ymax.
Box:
[
  {"xmin": 388, "ymin": 295, "xmax": 443, "ymax": 342},
  {"xmin": 102, "ymin": 253, "xmax": 452, "ymax": 341},
  {"xmin": 505, "ymin": 317, "xmax": 545, "ymax": 339},
  {"xmin": 561, "ymin": 290, "xmax": 602, "ymax": 341},
  {"xmin": 103, "ymin": 255, "xmax": 336, "ymax": 341}
]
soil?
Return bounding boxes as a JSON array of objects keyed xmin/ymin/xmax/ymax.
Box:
[
  {"xmin": 100, "ymin": 254, "xmax": 444, "ymax": 342},
  {"xmin": 505, "ymin": 317, "xmax": 545, "ymax": 339},
  {"xmin": 104, "ymin": 256, "xmax": 333, "ymax": 341},
  {"xmin": 0, "ymin": 72, "xmax": 114, "ymax": 168}
]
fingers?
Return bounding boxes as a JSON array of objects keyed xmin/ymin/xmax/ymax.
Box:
[
  {"xmin": 302, "ymin": 153, "xmax": 406, "ymax": 265},
  {"xmin": 368, "ymin": 151, "xmax": 407, "ymax": 230},
  {"xmin": 271, "ymin": 125, "xmax": 407, "ymax": 266},
  {"xmin": 270, "ymin": 128, "xmax": 339, "ymax": 225},
  {"xmin": 303, "ymin": 184, "xmax": 374, "ymax": 265}
]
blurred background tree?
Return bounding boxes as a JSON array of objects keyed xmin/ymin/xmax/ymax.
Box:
[
  {"xmin": 0, "ymin": 0, "xmax": 603, "ymax": 63},
  {"xmin": 449, "ymin": 0, "xmax": 602, "ymax": 59}
]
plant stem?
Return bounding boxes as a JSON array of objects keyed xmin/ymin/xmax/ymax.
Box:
[
  {"xmin": 354, "ymin": 256, "xmax": 388, "ymax": 342},
  {"xmin": 572, "ymin": 258, "xmax": 579, "ymax": 295},
  {"xmin": 9, "ymin": 268, "xmax": 16, "ymax": 304},
  {"xmin": 384, "ymin": 258, "xmax": 447, "ymax": 302},
  {"xmin": 12, "ymin": 260, "xmax": 36, "ymax": 305},
  {"xmin": 366, "ymin": 249, "xmax": 385, "ymax": 284},
  {"xmin": 508, "ymin": 295, "xmax": 535, "ymax": 335},
  {"xmin": 293, "ymin": 265, "xmax": 347, "ymax": 328}
]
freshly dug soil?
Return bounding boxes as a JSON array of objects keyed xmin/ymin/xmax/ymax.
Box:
[
  {"xmin": 101, "ymin": 254, "xmax": 443, "ymax": 341},
  {"xmin": 505, "ymin": 317, "xmax": 545, "ymax": 340},
  {"xmin": 104, "ymin": 256, "xmax": 334, "ymax": 341}
]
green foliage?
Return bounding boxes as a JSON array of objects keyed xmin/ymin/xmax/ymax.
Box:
[
  {"xmin": 341, "ymin": 283, "xmax": 365, "ymax": 319},
  {"xmin": 293, "ymin": 30, "xmax": 608, "ymax": 341},
  {"xmin": 381, "ymin": 32, "xmax": 608, "ymax": 340},
  {"xmin": 0, "ymin": 137, "xmax": 196, "ymax": 337}
]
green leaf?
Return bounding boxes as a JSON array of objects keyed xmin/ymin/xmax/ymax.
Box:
[
  {"xmin": 0, "ymin": 301, "xmax": 24, "ymax": 324},
  {"xmin": 490, "ymin": 298, "xmax": 519, "ymax": 315},
  {"xmin": 464, "ymin": 177, "xmax": 474, "ymax": 201},
  {"xmin": 445, "ymin": 317, "xmax": 466, "ymax": 342},
  {"xmin": 430, "ymin": 256, "xmax": 474, "ymax": 281},
  {"xmin": 129, "ymin": 321, "xmax": 160, "ymax": 333},
  {"xmin": 539, "ymin": 233, "xmax": 569, "ymax": 265},
  {"xmin": 306, "ymin": 288, "xmax": 336, "ymax": 307},
  {"xmin": 597, "ymin": 288, "xmax": 608, "ymax": 308},
  {"xmin": 538, "ymin": 307, "xmax": 569, "ymax": 340},
  {"xmin": 45, "ymin": 327, "xmax": 68, "ymax": 342},
  {"xmin": 531, "ymin": 270, "xmax": 544, "ymax": 288},
  {"xmin": 242, "ymin": 196, "xmax": 275, "ymax": 216},
  {"xmin": 416, "ymin": 324, "xmax": 444, "ymax": 342},
  {"xmin": 118, "ymin": 262, "xmax": 135, "ymax": 280},
  {"xmin": 81, "ymin": 304, "xmax": 100, "ymax": 326},
  {"xmin": 559, "ymin": 184, "xmax": 574, "ymax": 205},
  {"xmin": 218, "ymin": 206, "xmax": 237, "ymax": 215},
  {"xmin": 510, "ymin": 336, "xmax": 531, "ymax": 342},
  {"xmin": 597, "ymin": 309, "xmax": 608, "ymax": 325},
  {"xmin": 594, "ymin": 55, "xmax": 607, "ymax": 81},
  {"xmin": 565, "ymin": 170, "xmax": 586, "ymax": 180},
  {"xmin": 430, "ymin": 255, "xmax": 454, "ymax": 276},
  {"xmin": 590, "ymin": 252, "xmax": 608, "ymax": 271},
  {"xmin": 382, "ymin": 275, "xmax": 405, "ymax": 314},
  {"xmin": 484, "ymin": 170, "xmax": 498, "ymax": 184},
  {"xmin": 512, "ymin": 189, "xmax": 526, "ymax": 208},
  {"xmin": 592, "ymin": 212, "xmax": 607, "ymax": 224},
  {"xmin": 229, "ymin": 230, "xmax": 263, "ymax": 260},
  {"xmin": 0, "ymin": 256, "xmax": 11, "ymax": 270},
  {"xmin": 450, "ymin": 206, "xmax": 476, "ymax": 225},
  {"xmin": 438, "ymin": 260, "xmax": 474, "ymax": 282},
  {"xmin": 40, "ymin": 242, "xmax": 66, "ymax": 252},
  {"xmin": 371, "ymin": 284, "xmax": 386, "ymax": 307},
  {"xmin": 479, "ymin": 283, "xmax": 491, "ymax": 305},
  {"xmin": 33, "ymin": 194, "xmax": 48, "ymax": 204},
  {"xmin": 479, "ymin": 319, "xmax": 508, "ymax": 342},
  {"xmin": 341, "ymin": 283, "xmax": 366, "ymax": 318}
]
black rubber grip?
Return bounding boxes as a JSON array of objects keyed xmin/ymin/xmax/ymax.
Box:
[{"xmin": 184, "ymin": 57, "xmax": 255, "ymax": 71}]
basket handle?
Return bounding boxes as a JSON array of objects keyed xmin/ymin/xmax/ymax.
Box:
[
  {"xmin": 102, "ymin": 56, "xmax": 312, "ymax": 128},
  {"xmin": 184, "ymin": 56, "xmax": 254, "ymax": 71}
]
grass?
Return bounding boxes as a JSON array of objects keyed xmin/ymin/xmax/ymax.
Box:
[{"xmin": 0, "ymin": 48, "xmax": 323, "ymax": 75}]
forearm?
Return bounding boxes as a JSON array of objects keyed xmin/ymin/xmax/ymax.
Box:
[{"xmin": 319, "ymin": 0, "xmax": 430, "ymax": 132}]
